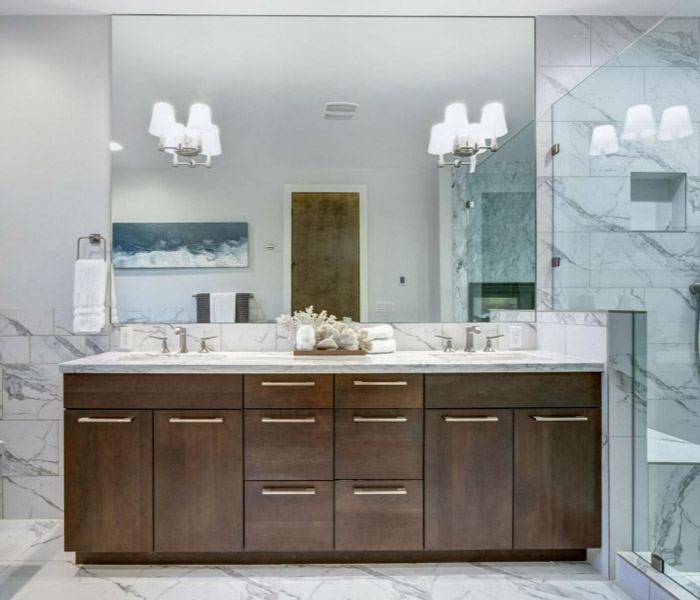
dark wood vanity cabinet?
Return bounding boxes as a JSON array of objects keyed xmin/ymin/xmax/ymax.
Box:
[{"xmin": 64, "ymin": 370, "xmax": 602, "ymax": 562}]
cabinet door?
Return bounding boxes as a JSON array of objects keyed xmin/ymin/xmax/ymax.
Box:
[
  {"xmin": 425, "ymin": 409, "xmax": 513, "ymax": 550},
  {"xmin": 514, "ymin": 408, "xmax": 601, "ymax": 549},
  {"xmin": 64, "ymin": 409, "xmax": 153, "ymax": 552},
  {"xmin": 154, "ymin": 410, "xmax": 243, "ymax": 552}
]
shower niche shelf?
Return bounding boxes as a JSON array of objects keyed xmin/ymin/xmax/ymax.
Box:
[{"xmin": 630, "ymin": 172, "xmax": 686, "ymax": 232}]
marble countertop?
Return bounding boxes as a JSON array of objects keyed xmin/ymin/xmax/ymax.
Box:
[{"xmin": 59, "ymin": 350, "xmax": 605, "ymax": 374}]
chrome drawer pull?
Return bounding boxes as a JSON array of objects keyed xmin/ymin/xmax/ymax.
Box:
[
  {"xmin": 78, "ymin": 417, "xmax": 134, "ymax": 423},
  {"xmin": 532, "ymin": 416, "xmax": 589, "ymax": 422},
  {"xmin": 443, "ymin": 416, "xmax": 499, "ymax": 422},
  {"xmin": 169, "ymin": 417, "xmax": 224, "ymax": 424},
  {"xmin": 353, "ymin": 416, "xmax": 408, "ymax": 423},
  {"xmin": 261, "ymin": 381, "xmax": 316, "ymax": 387},
  {"xmin": 354, "ymin": 487, "xmax": 407, "ymax": 495},
  {"xmin": 262, "ymin": 487, "xmax": 316, "ymax": 495},
  {"xmin": 261, "ymin": 416, "xmax": 316, "ymax": 423},
  {"xmin": 353, "ymin": 380, "xmax": 408, "ymax": 386}
]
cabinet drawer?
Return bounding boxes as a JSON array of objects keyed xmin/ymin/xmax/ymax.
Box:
[
  {"xmin": 335, "ymin": 374, "xmax": 423, "ymax": 408},
  {"xmin": 244, "ymin": 374, "xmax": 333, "ymax": 408},
  {"xmin": 245, "ymin": 481, "xmax": 333, "ymax": 551},
  {"xmin": 425, "ymin": 373, "xmax": 601, "ymax": 409},
  {"xmin": 335, "ymin": 480, "xmax": 423, "ymax": 551},
  {"xmin": 335, "ymin": 409, "xmax": 423, "ymax": 479},
  {"xmin": 64, "ymin": 374, "xmax": 242, "ymax": 409},
  {"xmin": 244, "ymin": 409, "xmax": 333, "ymax": 480}
]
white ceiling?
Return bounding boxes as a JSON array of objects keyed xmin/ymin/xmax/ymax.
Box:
[
  {"xmin": 0, "ymin": 0, "xmax": 683, "ymax": 17},
  {"xmin": 111, "ymin": 16, "xmax": 535, "ymax": 170}
]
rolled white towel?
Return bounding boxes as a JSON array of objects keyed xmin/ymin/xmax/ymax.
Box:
[
  {"xmin": 363, "ymin": 338, "xmax": 397, "ymax": 355},
  {"xmin": 359, "ymin": 324, "xmax": 394, "ymax": 341}
]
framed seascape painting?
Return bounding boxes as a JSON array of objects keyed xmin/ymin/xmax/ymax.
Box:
[{"xmin": 112, "ymin": 222, "xmax": 249, "ymax": 269}]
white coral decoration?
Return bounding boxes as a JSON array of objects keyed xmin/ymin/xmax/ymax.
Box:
[
  {"xmin": 277, "ymin": 306, "xmax": 360, "ymax": 350},
  {"xmin": 295, "ymin": 324, "xmax": 316, "ymax": 351},
  {"xmin": 276, "ymin": 305, "xmax": 337, "ymax": 338}
]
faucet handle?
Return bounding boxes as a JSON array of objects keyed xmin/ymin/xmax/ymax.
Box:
[
  {"xmin": 198, "ymin": 335, "xmax": 218, "ymax": 354},
  {"xmin": 484, "ymin": 334, "xmax": 505, "ymax": 353},
  {"xmin": 435, "ymin": 334, "xmax": 455, "ymax": 353},
  {"xmin": 148, "ymin": 335, "xmax": 170, "ymax": 354}
]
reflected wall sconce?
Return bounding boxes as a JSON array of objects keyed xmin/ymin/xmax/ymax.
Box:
[
  {"xmin": 588, "ymin": 104, "xmax": 693, "ymax": 156},
  {"xmin": 427, "ymin": 102, "xmax": 508, "ymax": 172},
  {"xmin": 148, "ymin": 102, "xmax": 222, "ymax": 168}
]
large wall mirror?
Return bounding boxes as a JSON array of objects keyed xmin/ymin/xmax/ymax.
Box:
[{"xmin": 111, "ymin": 16, "xmax": 535, "ymax": 324}]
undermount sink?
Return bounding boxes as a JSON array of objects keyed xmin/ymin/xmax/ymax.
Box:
[
  {"xmin": 116, "ymin": 352, "xmax": 227, "ymax": 361},
  {"xmin": 429, "ymin": 351, "xmax": 529, "ymax": 361}
]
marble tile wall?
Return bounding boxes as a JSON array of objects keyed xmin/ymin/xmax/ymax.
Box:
[{"xmin": 538, "ymin": 14, "xmax": 700, "ymax": 579}]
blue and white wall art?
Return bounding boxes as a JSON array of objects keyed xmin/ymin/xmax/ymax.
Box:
[{"xmin": 112, "ymin": 222, "xmax": 249, "ymax": 268}]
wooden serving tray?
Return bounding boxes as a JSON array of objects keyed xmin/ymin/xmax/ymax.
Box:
[{"xmin": 293, "ymin": 350, "xmax": 366, "ymax": 356}]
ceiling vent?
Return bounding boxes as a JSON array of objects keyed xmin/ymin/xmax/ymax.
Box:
[{"xmin": 324, "ymin": 102, "xmax": 358, "ymax": 120}]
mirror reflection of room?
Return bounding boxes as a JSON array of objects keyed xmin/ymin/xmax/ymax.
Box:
[{"xmin": 111, "ymin": 16, "xmax": 535, "ymax": 324}]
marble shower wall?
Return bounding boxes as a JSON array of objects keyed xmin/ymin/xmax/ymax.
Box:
[{"xmin": 539, "ymin": 15, "xmax": 700, "ymax": 574}]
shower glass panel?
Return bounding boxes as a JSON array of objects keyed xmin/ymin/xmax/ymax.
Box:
[{"xmin": 551, "ymin": 3, "xmax": 700, "ymax": 596}]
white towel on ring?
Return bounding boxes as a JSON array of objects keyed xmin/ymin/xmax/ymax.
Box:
[{"xmin": 73, "ymin": 259, "xmax": 107, "ymax": 334}]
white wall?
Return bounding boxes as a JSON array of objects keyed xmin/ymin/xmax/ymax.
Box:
[
  {"xmin": 112, "ymin": 165, "xmax": 440, "ymax": 322},
  {"xmin": 0, "ymin": 16, "xmax": 111, "ymax": 308}
]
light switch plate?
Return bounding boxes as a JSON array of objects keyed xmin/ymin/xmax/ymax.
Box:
[
  {"xmin": 508, "ymin": 325, "xmax": 523, "ymax": 350},
  {"xmin": 119, "ymin": 326, "xmax": 134, "ymax": 351}
]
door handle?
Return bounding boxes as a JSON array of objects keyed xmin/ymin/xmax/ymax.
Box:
[
  {"xmin": 77, "ymin": 417, "xmax": 134, "ymax": 423},
  {"xmin": 353, "ymin": 416, "xmax": 408, "ymax": 423},
  {"xmin": 442, "ymin": 416, "xmax": 499, "ymax": 422},
  {"xmin": 262, "ymin": 487, "xmax": 316, "ymax": 495},
  {"xmin": 169, "ymin": 417, "xmax": 224, "ymax": 423},
  {"xmin": 261, "ymin": 416, "xmax": 316, "ymax": 423}
]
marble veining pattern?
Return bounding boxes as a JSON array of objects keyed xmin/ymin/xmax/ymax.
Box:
[{"xmin": 0, "ymin": 520, "xmax": 635, "ymax": 600}]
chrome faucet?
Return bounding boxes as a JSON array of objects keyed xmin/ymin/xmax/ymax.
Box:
[
  {"xmin": 464, "ymin": 325, "xmax": 482, "ymax": 352},
  {"xmin": 173, "ymin": 326, "xmax": 188, "ymax": 353},
  {"xmin": 435, "ymin": 334, "xmax": 455, "ymax": 353}
]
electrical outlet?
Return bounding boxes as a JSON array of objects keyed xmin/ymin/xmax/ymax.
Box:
[
  {"xmin": 119, "ymin": 326, "xmax": 134, "ymax": 351},
  {"xmin": 508, "ymin": 325, "xmax": 523, "ymax": 350},
  {"xmin": 375, "ymin": 302, "xmax": 395, "ymax": 313}
]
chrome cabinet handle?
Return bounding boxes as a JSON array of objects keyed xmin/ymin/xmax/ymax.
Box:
[
  {"xmin": 354, "ymin": 487, "xmax": 407, "ymax": 495},
  {"xmin": 353, "ymin": 416, "xmax": 408, "ymax": 423},
  {"xmin": 261, "ymin": 381, "xmax": 316, "ymax": 387},
  {"xmin": 443, "ymin": 416, "xmax": 499, "ymax": 422},
  {"xmin": 169, "ymin": 417, "xmax": 224, "ymax": 423},
  {"xmin": 532, "ymin": 416, "xmax": 589, "ymax": 422},
  {"xmin": 262, "ymin": 487, "xmax": 316, "ymax": 495},
  {"xmin": 261, "ymin": 416, "xmax": 316, "ymax": 423},
  {"xmin": 78, "ymin": 417, "xmax": 134, "ymax": 423},
  {"xmin": 353, "ymin": 380, "xmax": 408, "ymax": 386}
]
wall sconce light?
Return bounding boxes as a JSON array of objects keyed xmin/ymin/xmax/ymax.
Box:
[
  {"xmin": 427, "ymin": 102, "xmax": 508, "ymax": 172},
  {"xmin": 589, "ymin": 104, "xmax": 693, "ymax": 156},
  {"xmin": 148, "ymin": 102, "xmax": 222, "ymax": 168}
]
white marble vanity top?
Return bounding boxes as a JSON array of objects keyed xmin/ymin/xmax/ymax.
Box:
[{"xmin": 59, "ymin": 350, "xmax": 604, "ymax": 374}]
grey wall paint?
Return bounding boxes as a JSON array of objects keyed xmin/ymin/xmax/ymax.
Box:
[{"xmin": 0, "ymin": 17, "xmax": 111, "ymax": 308}]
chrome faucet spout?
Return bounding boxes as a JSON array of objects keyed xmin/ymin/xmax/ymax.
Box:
[
  {"xmin": 173, "ymin": 326, "xmax": 188, "ymax": 353},
  {"xmin": 464, "ymin": 325, "xmax": 482, "ymax": 353}
]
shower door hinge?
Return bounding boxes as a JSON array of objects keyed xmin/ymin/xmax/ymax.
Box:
[
  {"xmin": 651, "ymin": 554, "xmax": 665, "ymax": 573},
  {"xmin": 551, "ymin": 257, "xmax": 561, "ymax": 268},
  {"xmin": 551, "ymin": 143, "xmax": 560, "ymax": 156}
]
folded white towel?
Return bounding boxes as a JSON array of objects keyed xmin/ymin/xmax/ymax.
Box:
[
  {"xmin": 73, "ymin": 259, "xmax": 107, "ymax": 334},
  {"xmin": 359, "ymin": 324, "xmax": 394, "ymax": 341},
  {"xmin": 211, "ymin": 292, "xmax": 237, "ymax": 323},
  {"xmin": 363, "ymin": 338, "xmax": 397, "ymax": 354}
]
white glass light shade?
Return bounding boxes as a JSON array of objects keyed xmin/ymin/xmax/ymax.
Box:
[
  {"xmin": 589, "ymin": 125, "xmax": 620, "ymax": 156},
  {"xmin": 458, "ymin": 123, "xmax": 487, "ymax": 154},
  {"xmin": 444, "ymin": 103, "xmax": 469, "ymax": 140},
  {"xmin": 187, "ymin": 103, "xmax": 213, "ymax": 131},
  {"xmin": 428, "ymin": 123, "xmax": 453, "ymax": 155},
  {"xmin": 622, "ymin": 104, "xmax": 657, "ymax": 141},
  {"xmin": 658, "ymin": 105, "xmax": 693, "ymax": 140},
  {"xmin": 480, "ymin": 103, "xmax": 507, "ymax": 139},
  {"xmin": 148, "ymin": 102, "xmax": 176, "ymax": 137},
  {"xmin": 162, "ymin": 123, "xmax": 185, "ymax": 154},
  {"xmin": 202, "ymin": 125, "xmax": 222, "ymax": 157}
]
